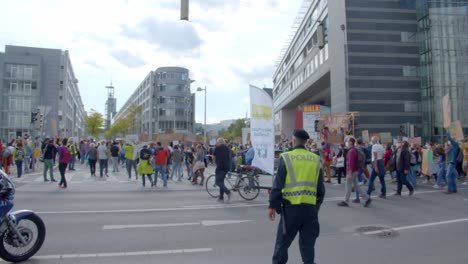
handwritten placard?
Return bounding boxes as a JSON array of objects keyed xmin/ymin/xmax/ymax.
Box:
[
  {"xmin": 443, "ymin": 95, "xmax": 451, "ymax": 128},
  {"xmin": 449, "ymin": 121, "xmax": 464, "ymax": 141}
]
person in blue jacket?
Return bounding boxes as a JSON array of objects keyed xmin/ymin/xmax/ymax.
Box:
[{"xmin": 445, "ymin": 130, "xmax": 460, "ymax": 194}]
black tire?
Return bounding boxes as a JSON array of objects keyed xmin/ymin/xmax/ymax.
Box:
[
  {"xmin": 238, "ymin": 176, "xmax": 260, "ymax": 200},
  {"xmin": 0, "ymin": 213, "xmax": 46, "ymax": 263},
  {"xmin": 205, "ymin": 175, "xmax": 218, "ymax": 198}
]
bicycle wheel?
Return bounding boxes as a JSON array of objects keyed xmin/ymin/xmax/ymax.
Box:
[
  {"xmin": 238, "ymin": 176, "xmax": 260, "ymax": 200},
  {"xmin": 205, "ymin": 175, "xmax": 218, "ymax": 198}
]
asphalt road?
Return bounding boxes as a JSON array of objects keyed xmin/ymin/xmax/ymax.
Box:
[{"xmin": 4, "ymin": 162, "xmax": 468, "ymax": 264}]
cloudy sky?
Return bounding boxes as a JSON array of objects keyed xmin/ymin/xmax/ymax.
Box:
[{"xmin": 0, "ymin": 0, "xmax": 303, "ymax": 124}]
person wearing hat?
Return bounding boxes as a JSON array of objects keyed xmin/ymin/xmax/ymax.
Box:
[{"xmin": 268, "ymin": 129, "xmax": 325, "ymax": 264}]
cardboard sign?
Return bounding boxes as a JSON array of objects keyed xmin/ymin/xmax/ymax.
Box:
[
  {"xmin": 380, "ymin": 132, "xmax": 392, "ymax": 144},
  {"xmin": 362, "ymin": 130, "xmax": 369, "ymax": 144},
  {"xmin": 409, "ymin": 137, "xmax": 422, "ymax": 146},
  {"xmin": 443, "ymin": 95, "xmax": 451, "ymax": 129},
  {"xmin": 449, "ymin": 121, "xmax": 464, "ymax": 141}
]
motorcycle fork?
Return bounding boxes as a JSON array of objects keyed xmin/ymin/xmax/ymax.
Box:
[{"xmin": 5, "ymin": 215, "xmax": 27, "ymax": 245}]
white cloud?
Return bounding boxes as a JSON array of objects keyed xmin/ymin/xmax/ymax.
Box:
[{"xmin": 0, "ymin": 0, "xmax": 303, "ymax": 124}]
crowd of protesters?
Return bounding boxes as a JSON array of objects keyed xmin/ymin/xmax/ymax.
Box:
[{"xmin": 1, "ymin": 129, "xmax": 466, "ymax": 198}]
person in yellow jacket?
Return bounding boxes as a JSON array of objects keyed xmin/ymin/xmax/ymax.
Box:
[
  {"xmin": 123, "ymin": 141, "xmax": 138, "ymax": 180},
  {"xmin": 67, "ymin": 138, "xmax": 78, "ymax": 171},
  {"xmin": 268, "ymin": 129, "xmax": 325, "ymax": 264}
]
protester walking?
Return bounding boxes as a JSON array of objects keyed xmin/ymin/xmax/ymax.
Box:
[
  {"xmin": 137, "ymin": 145, "xmax": 154, "ymax": 187},
  {"xmin": 338, "ymin": 137, "xmax": 372, "ymax": 207},
  {"xmin": 153, "ymin": 142, "xmax": 170, "ymax": 187},
  {"xmin": 185, "ymin": 147, "xmax": 195, "ymax": 181},
  {"xmin": 97, "ymin": 141, "xmax": 108, "ymax": 178},
  {"xmin": 42, "ymin": 138, "xmax": 57, "ymax": 182},
  {"xmin": 445, "ymin": 131, "xmax": 460, "ymax": 194},
  {"xmin": 394, "ymin": 141, "xmax": 414, "ymax": 196},
  {"xmin": 170, "ymin": 146, "xmax": 183, "ymax": 181},
  {"xmin": 334, "ymin": 143, "xmax": 346, "ymax": 184},
  {"xmin": 213, "ymin": 138, "xmax": 232, "ymax": 203},
  {"xmin": 367, "ymin": 136, "xmax": 386, "ymax": 199},
  {"xmin": 67, "ymin": 138, "xmax": 77, "ymax": 171},
  {"xmin": 123, "ymin": 141, "xmax": 138, "ymax": 180},
  {"xmin": 57, "ymin": 138, "xmax": 72, "ymax": 188},
  {"xmin": 13, "ymin": 141, "xmax": 25, "ymax": 178},
  {"xmin": 192, "ymin": 145, "xmax": 205, "ymax": 185},
  {"xmin": 87, "ymin": 143, "xmax": 97, "ymax": 176},
  {"xmin": 110, "ymin": 141, "xmax": 120, "ymax": 173}
]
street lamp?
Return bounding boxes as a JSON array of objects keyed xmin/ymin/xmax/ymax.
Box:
[{"xmin": 197, "ymin": 86, "xmax": 207, "ymax": 145}]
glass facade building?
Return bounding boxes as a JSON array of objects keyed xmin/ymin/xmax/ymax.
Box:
[
  {"xmin": 114, "ymin": 67, "xmax": 195, "ymax": 137},
  {"xmin": 417, "ymin": 0, "xmax": 468, "ymax": 141}
]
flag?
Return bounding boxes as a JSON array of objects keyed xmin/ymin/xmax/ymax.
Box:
[{"xmin": 249, "ymin": 85, "xmax": 274, "ymax": 175}]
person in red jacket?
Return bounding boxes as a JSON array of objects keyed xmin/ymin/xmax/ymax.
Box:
[
  {"xmin": 153, "ymin": 142, "xmax": 170, "ymax": 188},
  {"xmin": 338, "ymin": 138, "xmax": 372, "ymax": 207}
]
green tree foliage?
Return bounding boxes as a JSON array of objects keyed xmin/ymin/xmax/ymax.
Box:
[
  {"xmin": 104, "ymin": 104, "xmax": 142, "ymax": 138},
  {"xmin": 223, "ymin": 118, "xmax": 247, "ymax": 142},
  {"xmin": 85, "ymin": 111, "xmax": 105, "ymax": 139}
]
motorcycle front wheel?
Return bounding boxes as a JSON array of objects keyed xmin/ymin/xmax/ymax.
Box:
[{"xmin": 0, "ymin": 213, "xmax": 46, "ymax": 263}]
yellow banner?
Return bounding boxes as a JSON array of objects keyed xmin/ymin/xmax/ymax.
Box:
[{"xmin": 251, "ymin": 104, "xmax": 272, "ymax": 121}]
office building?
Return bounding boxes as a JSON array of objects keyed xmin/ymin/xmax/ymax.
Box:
[
  {"xmin": 114, "ymin": 67, "xmax": 195, "ymax": 137},
  {"xmin": 0, "ymin": 45, "xmax": 87, "ymax": 140},
  {"xmin": 273, "ymin": 0, "xmax": 422, "ymax": 140},
  {"xmin": 417, "ymin": 0, "xmax": 468, "ymax": 141}
]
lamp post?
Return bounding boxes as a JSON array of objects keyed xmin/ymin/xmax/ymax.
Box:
[{"xmin": 197, "ymin": 86, "xmax": 207, "ymax": 145}]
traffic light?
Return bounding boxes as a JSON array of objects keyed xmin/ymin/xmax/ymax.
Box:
[
  {"xmin": 180, "ymin": 0, "xmax": 189, "ymax": 20},
  {"xmin": 38, "ymin": 114, "xmax": 44, "ymax": 129},
  {"xmin": 31, "ymin": 112, "xmax": 38, "ymax": 123}
]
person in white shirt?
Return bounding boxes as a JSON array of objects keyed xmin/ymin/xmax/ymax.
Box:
[{"xmin": 367, "ymin": 136, "xmax": 387, "ymax": 199}]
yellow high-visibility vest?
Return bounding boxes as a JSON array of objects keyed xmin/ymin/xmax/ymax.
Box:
[{"xmin": 281, "ymin": 148, "xmax": 321, "ymax": 205}]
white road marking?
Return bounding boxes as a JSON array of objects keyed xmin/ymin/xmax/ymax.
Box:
[
  {"xmin": 363, "ymin": 217, "xmax": 468, "ymax": 235},
  {"xmin": 103, "ymin": 220, "xmax": 252, "ymax": 230},
  {"xmin": 36, "ymin": 187, "xmax": 468, "ymax": 215},
  {"xmin": 2, "ymin": 248, "xmax": 213, "ymax": 261}
]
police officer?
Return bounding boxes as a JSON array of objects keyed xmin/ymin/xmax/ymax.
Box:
[{"xmin": 268, "ymin": 129, "xmax": 325, "ymax": 264}]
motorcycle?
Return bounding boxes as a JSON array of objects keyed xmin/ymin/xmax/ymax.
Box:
[{"xmin": 0, "ymin": 169, "xmax": 45, "ymax": 262}]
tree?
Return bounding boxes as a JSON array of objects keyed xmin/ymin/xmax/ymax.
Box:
[
  {"xmin": 105, "ymin": 116, "xmax": 131, "ymax": 138},
  {"xmin": 85, "ymin": 111, "xmax": 105, "ymax": 139},
  {"xmin": 223, "ymin": 118, "xmax": 247, "ymax": 142},
  {"xmin": 127, "ymin": 104, "xmax": 143, "ymax": 134}
]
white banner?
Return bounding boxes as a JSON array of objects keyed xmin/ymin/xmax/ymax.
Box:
[{"xmin": 250, "ymin": 85, "xmax": 274, "ymax": 175}]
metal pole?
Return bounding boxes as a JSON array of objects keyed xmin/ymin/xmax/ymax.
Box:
[{"xmin": 204, "ymin": 86, "xmax": 207, "ymax": 145}]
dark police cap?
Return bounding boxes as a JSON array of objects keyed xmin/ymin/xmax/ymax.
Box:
[{"xmin": 293, "ymin": 129, "xmax": 310, "ymax": 140}]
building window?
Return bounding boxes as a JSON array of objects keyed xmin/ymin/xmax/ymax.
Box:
[
  {"xmin": 9, "ymin": 82, "xmax": 18, "ymax": 94},
  {"xmin": 159, "ymin": 84, "xmax": 166, "ymax": 92},
  {"xmin": 9, "ymin": 98, "xmax": 18, "ymax": 111},
  {"xmin": 23, "ymin": 99, "xmax": 31, "ymax": 111},
  {"xmin": 10, "ymin": 66, "xmax": 19, "ymax": 79},
  {"xmin": 24, "ymin": 82, "xmax": 32, "ymax": 95},
  {"xmin": 24, "ymin": 67, "xmax": 33, "ymax": 79}
]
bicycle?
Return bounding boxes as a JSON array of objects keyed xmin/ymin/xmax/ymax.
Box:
[{"xmin": 205, "ymin": 165, "xmax": 261, "ymax": 200}]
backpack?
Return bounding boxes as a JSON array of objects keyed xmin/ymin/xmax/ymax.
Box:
[
  {"xmin": 15, "ymin": 148, "xmax": 24, "ymax": 159},
  {"xmin": 357, "ymin": 148, "xmax": 366, "ymax": 169},
  {"xmin": 110, "ymin": 145, "xmax": 119, "ymax": 156},
  {"xmin": 2, "ymin": 149, "xmax": 11, "ymax": 158},
  {"xmin": 363, "ymin": 147, "xmax": 372, "ymax": 164},
  {"xmin": 386, "ymin": 153, "xmax": 396, "ymax": 172},
  {"xmin": 61, "ymin": 146, "xmax": 72, "ymax": 164}
]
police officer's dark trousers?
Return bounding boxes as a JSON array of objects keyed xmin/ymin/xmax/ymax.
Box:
[{"xmin": 273, "ymin": 204, "xmax": 319, "ymax": 264}]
